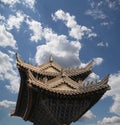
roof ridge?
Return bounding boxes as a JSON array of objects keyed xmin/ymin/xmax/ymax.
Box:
[{"xmin": 64, "ymin": 61, "xmax": 93, "ymax": 76}]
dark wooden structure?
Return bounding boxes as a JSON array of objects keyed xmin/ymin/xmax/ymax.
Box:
[{"xmin": 11, "ymin": 54, "xmax": 110, "ymax": 125}]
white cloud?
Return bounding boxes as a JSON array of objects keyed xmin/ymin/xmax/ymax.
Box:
[
  {"xmin": 22, "ymin": 0, "xmax": 36, "ymax": 9},
  {"xmin": 0, "ymin": 15, "xmax": 5, "ymax": 21},
  {"xmin": 7, "ymin": 11, "xmax": 25, "ymax": 31},
  {"xmin": 85, "ymin": 9, "xmax": 107, "ymax": 20},
  {"xmin": 103, "ymin": 71, "xmax": 120, "ymax": 116},
  {"xmin": 79, "ymin": 110, "xmax": 96, "ymax": 122},
  {"xmin": 97, "ymin": 42, "xmax": 104, "ymax": 47},
  {"xmin": 0, "ymin": 0, "xmax": 19, "ymax": 7},
  {"xmin": 84, "ymin": 72, "xmax": 100, "ymax": 84},
  {"xmin": 97, "ymin": 116, "xmax": 120, "ymax": 125},
  {"xmin": 105, "ymin": 0, "xmax": 120, "ymax": 10},
  {"xmin": 52, "ymin": 9, "xmax": 97, "ymax": 40},
  {"xmin": 0, "ymin": 100, "xmax": 16, "ymax": 109},
  {"xmin": 0, "ymin": 51, "xmax": 19, "ymax": 93},
  {"xmin": 97, "ymin": 42, "xmax": 109, "ymax": 47},
  {"xmin": 0, "ymin": 0, "xmax": 35, "ymax": 9},
  {"xmin": 0, "ymin": 25, "xmax": 17, "ymax": 49},
  {"xmin": 35, "ymin": 27, "xmax": 81, "ymax": 67},
  {"xmin": 110, "ymin": 95, "xmax": 120, "ymax": 115},
  {"xmin": 25, "ymin": 10, "xmax": 98, "ymax": 68},
  {"xmin": 26, "ymin": 18, "xmax": 43, "ymax": 42},
  {"xmin": 101, "ymin": 22, "xmax": 110, "ymax": 26},
  {"xmin": 93, "ymin": 57, "xmax": 104, "ymax": 66}
]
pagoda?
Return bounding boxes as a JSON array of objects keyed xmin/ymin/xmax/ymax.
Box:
[{"xmin": 11, "ymin": 54, "xmax": 110, "ymax": 125}]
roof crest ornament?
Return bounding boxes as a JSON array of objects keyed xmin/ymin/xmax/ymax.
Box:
[
  {"xmin": 61, "ymin": 68, "xmax": 66, "ymax": 77},
  {"xmin": 16, "ymin": 53, "xmax": 22, "ymax": 63},
  {"xmin": 49, "ymin": 54, "xmax": 54, "ymax": 63}
]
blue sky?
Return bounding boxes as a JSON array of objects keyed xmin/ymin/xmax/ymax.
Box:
[{"xmin": 0, "ymin": 0, "xmax": 120, "ymax": 125}]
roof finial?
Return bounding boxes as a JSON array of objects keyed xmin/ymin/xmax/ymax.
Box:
[
  {"xmin": 49, "ymin": 54, "xmax": 53, "ymax": 62},
  {"xmin": 16, "ymin": 53, "xmax": 22, "ymax": 63}
]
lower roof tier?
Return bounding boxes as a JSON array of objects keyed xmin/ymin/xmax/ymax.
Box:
[{"xmin": 12, "ymin": 84, "xmax": 108, "ymax": 125}]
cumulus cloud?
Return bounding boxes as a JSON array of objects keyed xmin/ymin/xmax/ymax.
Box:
[
  {"xmin": 84, "ymin": 72, "xmax": 100, "ymax": 85},
  {"xmin": 93, "ymin": 57, "xmax": 104, "ymax": 66},
  {"xmin": 97, "ymin": 116, "xmax": 120, "ymax": 125},
  {"xmin": 103, "ymin": 72, "xmax": 120, "ymax": 116},
  {"xmin": 22, "ymin": 0, "xmax": 36, "ymax": 9},
  {"xmin": 99, "ymin": 72, "xmax": 120, "ymax": 125},
  {"xmin": 1, "ymin": 0, "xmax": 36, "ymax": 10},
  {"xmin": 110, "ymin": 95, "xmax": 120, "ymax": 115},
  {"xmin": 0, "ymin": 0, "xmax": 19, "ymax": 7},
  {"xmin": 26, "ymin": 18, "xmax": 43, "ymax": 42},
  {"xmin": 97, "ymin": 42, "xmax": 109, "ymax": 47},
  {"xmin": 35, "ymin": 27, "xmax": 81, "ymax": 67},
  {"xmin": 23, "ymin": 10, "xmax": 98, "ymax": 68},
  {"xmin": 7, "ymin": 11, "xmax": 25, "ymax": 31},
  {"xmin": 80, "ymin": 110, "xmax": 96, "ymax": 122},
  {"xmin": 0, "ymin": 15, "xmax": 5, "ymax": 21},
  {"xmin": 52, "ymin": 9, "xmax": 97, "ymax": 40},
  {"xmin": 0, "ymin": 100, "xmax": 16, "ymax": 109},
  {"xmin": 0, "ymin": 51, "xmax": 19, "ymax": 93},
  {"xmin": 0, "ymin": 25, "xmax": 17, "ymax": 49},
  {"xmin": 1, "ymin": 0, "xmax": 36, "ymax": 9}
]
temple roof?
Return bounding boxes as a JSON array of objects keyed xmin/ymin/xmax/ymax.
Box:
[
  {"xmin": 27, "ymin": 70, "xmax": 110, "ymax": 96},
  {"xmin": 12, "ymin": 54, "xmax": 111, "ymax": 125},
  {"xmin": 64, "ymin": 61, "xmax": 93, "ymax": 76},
  {"xmin": 16, "ymin": 54, "xmax": 93, "ymax": 78},
  {"xmin": 15, "ymin": 54, "xmax": 110, "ymax": 96}
]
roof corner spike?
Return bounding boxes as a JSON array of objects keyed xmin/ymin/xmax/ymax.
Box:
[
  {"xmin": 16, "ymin": 53, "xmax": 22, "ymax": 63},
  {"xmin": 49, "ymin": 54, "xmax": 54, "ymax": 62},
  {"xmin": 87, "ymin": 60, "xmax": 93, "ymax": 70}
]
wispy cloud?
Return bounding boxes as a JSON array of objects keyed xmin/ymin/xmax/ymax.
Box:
[
  {"xmin": 93, "ymin": 57, "xmax": 104, "ymax": 66},
  {"xmin": 97, "ymin": 42, "xmax": 109, "ymax": 47},
  {"xmin": 100, "ymin": 22, "xmax": 113, "ymax": 27},
  {"xmin": 0, "ymin": 100, "xmax": 16, "ymax": 109},
  {"xmin": 86, "ymin": 0, "xmax": 120, "ymax": 21},
  {"xmin": 85, "ymin": 9, "xmax": 107, "ymax": 20},
  {"xmin": 105, "ymin": 0, "xmax": 120, "ymax": 10}
]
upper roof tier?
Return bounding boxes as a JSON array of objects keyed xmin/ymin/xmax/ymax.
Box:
[
  {"xmin": 27, "ymin": 69, "xmax": 110, "ymax": 96},
  {"xmin": 16, "ymin": 54, "xmax": 93, "ymax": 80}
]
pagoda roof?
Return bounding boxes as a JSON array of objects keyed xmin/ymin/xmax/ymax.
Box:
[
  {"xmin": 64, "ymin": 61, "xmax": 93, "ymax": 76},
  {"xmin": 27, "ymin": 70, "xmax": 110, "ymax": 96},
  {"xmin": 12, "ymin": 54, "xmax": 111, "ymax": 125},
  {"xmin": 16, "ymin": 54, "xmax": 93, "ymax": 78}
]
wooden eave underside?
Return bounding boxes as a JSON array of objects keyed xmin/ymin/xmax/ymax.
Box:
[
  {"xmin": 12, "ymin": 74, "xmax": 110, "ymax": 125},
  {"xmin": 16, "ymin": 54, "xmax": 93, "ymax": 78}
]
